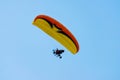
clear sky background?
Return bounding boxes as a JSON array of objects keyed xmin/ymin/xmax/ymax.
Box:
[{"xmin": 0, "ymin": 0, "xmax": 120, "ymax": 80}]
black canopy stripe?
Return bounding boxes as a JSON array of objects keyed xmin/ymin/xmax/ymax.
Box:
[{"xmin": 41, "ymin": 18, "xmax": 76, "ymax": 47}]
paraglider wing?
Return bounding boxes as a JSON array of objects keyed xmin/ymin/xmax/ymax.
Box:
[{"xmin": 32, "ymin": 15, "xmax": 79, "ymax": 54}]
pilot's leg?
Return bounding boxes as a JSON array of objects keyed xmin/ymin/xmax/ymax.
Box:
[
  {"xmin": 59, "ymin": 56, "xmax": 62, "ymax": 59},
  {"xmin": 58, "ymin": 54, "xmax": 62, "ymax": 59},
  {"xmin": 62, "ymin": 50, "xmax": 64, "ymax": 52}
]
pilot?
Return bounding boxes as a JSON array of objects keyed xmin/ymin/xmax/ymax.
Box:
[{"xmin": 53, "ymin": 48, "xmax": 64, "ymax": 59}]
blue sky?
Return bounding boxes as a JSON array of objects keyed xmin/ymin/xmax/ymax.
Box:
[{"xmin": 0, "ymin": 0, "xmax": 120, "ymax": 80}]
